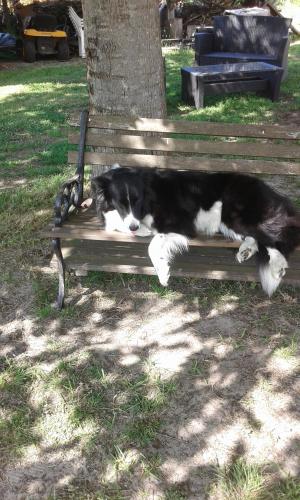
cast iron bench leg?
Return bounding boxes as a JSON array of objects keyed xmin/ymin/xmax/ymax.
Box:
[{"xmin": 52, "ymin": 237, "xmax": 65, "ymax": 309}]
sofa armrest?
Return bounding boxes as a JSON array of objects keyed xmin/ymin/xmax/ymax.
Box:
[
  {"xmin": 279, "ymin": 36, "xmax": 290, "ymax": 80},
  {"xmin": 54, "ymin": 174, "xmax": 82, "ymax": 227},
  {"xmin": 194, "ymin": 32, "xmax": 214, "ymax": 63},
  {"xmin": 280, "ymin": 35, "xmax": 289, "ymax": 52}
]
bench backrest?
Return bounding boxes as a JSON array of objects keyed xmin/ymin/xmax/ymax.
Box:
[
  {"xmin": 213, "ymin": 15, "xmax": 291, "ymax": 57},
  {"xmin": 69, "ymin": 115, "xmax": 300, "ymax": 185}
]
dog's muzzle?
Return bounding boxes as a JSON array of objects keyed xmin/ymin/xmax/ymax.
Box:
[
  {"xmin": 124, "ymin": 212, "xmax": 140, "ymax": 232},
  {"xmin": 129, "ymin": 222, "xmax": 139, "ymax": 232}
]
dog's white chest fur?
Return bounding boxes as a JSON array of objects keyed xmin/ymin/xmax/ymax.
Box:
[{"xmin": 194, "ymin": 201, "xmax": 222, "ymax": 235}]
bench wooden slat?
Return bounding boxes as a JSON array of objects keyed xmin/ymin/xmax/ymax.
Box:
[
  {"xmin": 46, "ymin": 226, "xmax": 242, "ymax": 248},
  {"xmin": 45, "ymin": 218, "xmax": 300, "ymax": 252},
  {"xmin": 60, "ymin": 239, "xmax": 300, "ymax": 266},
  {"xmin": 55, "ymin": 248, "xmax": 300, "ymax": 285},
  {"xmin": 68, "ymin": 151, "xmax": 300, "ymax": 176},
  {"xmin": 68, "ymin": 132, "xmax": 300, "ymax": 159},
  {"xmin": 85, "ymin": 115, "xmax": 300, "ymax": 141}
]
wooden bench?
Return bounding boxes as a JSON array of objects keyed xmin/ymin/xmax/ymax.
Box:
[{"xmin": 45, "ymin": 110, "xmax": 300, "ymax": 308}]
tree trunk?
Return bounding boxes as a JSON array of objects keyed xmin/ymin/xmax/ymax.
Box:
[
  {"xmin": 82, "ymin": 0, "xmax": 166, "ymax": 118},
  {"xmin": 1, "ymin": 0, "xmax": 10, "ymax": 26}
]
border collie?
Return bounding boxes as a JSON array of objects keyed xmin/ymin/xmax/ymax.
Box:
[{"xmin": 91, "ymin": 165, "xmax": 300, "ymax": 296}]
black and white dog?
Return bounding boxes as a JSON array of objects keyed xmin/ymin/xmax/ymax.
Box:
[{"xmin": 91, "ymin": 165, "xmax": 300, "ymax": 296}]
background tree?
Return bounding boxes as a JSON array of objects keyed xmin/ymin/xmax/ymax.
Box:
[
  {"xmin": 82, "ymin": 0, "xmax": 166, "ymax": 118},
  {"xmin": 1, "ymin": 0, "xmax": 10, "ymax": 26}
]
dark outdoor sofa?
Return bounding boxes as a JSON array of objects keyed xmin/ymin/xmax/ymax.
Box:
[{"xmin": 195, "ymin": 15, "xmax": 292, "ymax": 79}]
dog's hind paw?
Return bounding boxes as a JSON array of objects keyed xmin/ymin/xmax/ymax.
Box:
[
  {"xmin": 236, "ymin": 237, "xmax": 258, "ymax": 263},
  {"xmin": 268, "ymin": 248, "xmax": 288, "ymax": 280},
  {"xmin": 271, "ymin": 259, "xmax": 288, "ymax": 280},
  {"xmin": 158, "ymin": 276, "xmax": 169, "ymax": 287},
  {"xmin": 155, "ymin": 260, "xmax": 170, "ymax": 287}
]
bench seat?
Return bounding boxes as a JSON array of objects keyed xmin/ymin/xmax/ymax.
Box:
[
  {"xmin": 45, "ymin": 112, "xmax": 300, "ymax": 308},
  {"xmin": 46, "ymin": 198, "xmax": 300, "ymax": 286}
]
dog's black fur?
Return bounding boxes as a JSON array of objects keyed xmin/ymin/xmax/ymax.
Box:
[{"xmin": 91, "ymin": 167, "xmax": 300, "ymax": 293}]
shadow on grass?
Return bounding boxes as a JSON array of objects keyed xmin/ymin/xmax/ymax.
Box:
[{"xmin": 1, "ymin": 267, "xmax": 300, "ymax": 498}]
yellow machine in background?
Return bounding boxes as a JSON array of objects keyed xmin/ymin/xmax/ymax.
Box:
[{"xmin": 22, "ymin": 14, "xmax": 70, "ymax": 62}]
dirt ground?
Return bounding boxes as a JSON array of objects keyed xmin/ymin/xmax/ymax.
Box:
[{"xmin": 1, "ymin": 250, "xmax": 300, "ymax": 499}]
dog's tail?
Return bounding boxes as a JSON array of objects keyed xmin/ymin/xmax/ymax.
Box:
[{"xmin": 257, "ymin": 246, "xmax": 288, "ymax": 297}]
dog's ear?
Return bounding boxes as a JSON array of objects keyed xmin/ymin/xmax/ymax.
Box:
[
  {"xmin": 91, "ymin": 176, "xmax": 111, "ymax": 226},
  {"xmin": 91, "ymin": 176, "xmax": 108, "ymax": 198}
]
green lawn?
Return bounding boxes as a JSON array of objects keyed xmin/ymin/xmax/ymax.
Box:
[
  {"xmin": 0, "ymin": 44, "xmax": 300, "ymax": 499},
  {"xmin": 1, "ymin": 44, "xmax": 300, "ymax": 253},
  {"xmin": 0, "ymin": 62, "xmax": 87, "ymax": 253},
  {"xmin": 166, "ymin": 44, "xmax": 300, "ymax": 122}
]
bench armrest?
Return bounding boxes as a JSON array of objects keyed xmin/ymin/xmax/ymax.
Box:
[
  {"xmin": 53, "ymin": 110, "xmax": 89, "ymax": 227},
  {"xmin": 194, "ymin": 32, "xmax": 214, "ymax": 63},
  {"xmin": 54, "ymin": 174, "xmax": 82, "ymax": 227}
]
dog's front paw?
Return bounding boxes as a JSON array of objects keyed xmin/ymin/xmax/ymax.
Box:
[
  {"xmin": 236, "ymin": 247, "xmax": 252, "ymax": 263},
  {"xmin": 236, "ymin": 237, "xmax": 258, "ymax": 263}
]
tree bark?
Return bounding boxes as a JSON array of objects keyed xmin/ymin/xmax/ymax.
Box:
[
  {"xmin": 1, "ymin": 0, "xmax": 10, "ymax": 26},
  {"xmin": 82, "ymin": 0, "xmax": 166, "ymax": 118}
]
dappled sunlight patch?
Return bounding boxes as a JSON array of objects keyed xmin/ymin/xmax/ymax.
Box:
[
  {"xmin": 0, "ymin": 314, "xmax": 35, "ymax": 357},
  {"xmin": 161, "ymin": 458, "xmax": 189, "ymax": 483},
  {"xmin": 120, "ymin": 353, "xmax": 141, "ymax": 367},
  {"xmin": 0, "ymin": 84, "xmax": 25, "ymax": 101},
  {"xmin": 0, "ymin": 177, "xmax": 28, "ymax": 189},
  {"xmin": 237, "ymin": 381, "xmax": 300, "ymax": 469},
  {"xmin": 178, "ymin": 418, "xmax": 205, "ymax": 439},
  {"xmin": 209, "ymin": 369, "xmax": 238, "ymax": 389},
  {"xmin": 3, "ymin": 452, "xmax": 87, "ymax": 499},
  {"xmin": 207, "ymin": 300, "xmax": 239, "ymax": 318},
  {"xmin": 35, "ymin": 397, "xmax": 97, "ymax": 449}
]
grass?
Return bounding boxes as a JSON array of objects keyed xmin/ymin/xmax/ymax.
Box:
[
  {"xmin": 165, "ymin": 43, "xmax": 300, "ymax": 122},
  {"xmin": 211, "ymin": 459, "xmax": 266, "ymax": 500},
  {"xmin": 0, "ymin": 62, "xmax": 87, "ymax": 255},
  {"xmin": 265, "ymin": 476, "xmax": 300, "ymax": 500},
  {"xmin": 0, "ymin": 360, "xmax": 39, "ymax": 456},
  {"xmin": 274, "ymin": 335, "xmax": 299, "ymax": 359},
  {"xmin": 212, "ymin": 461, "xmax": 300, "ymax": 500},
  {"xmin": 0, "ymin": 354, "xmax": 180, "ymax": 498},
  {"xmin": 0, "ymin": 354, "xmax": 176, "ymax": 465}
]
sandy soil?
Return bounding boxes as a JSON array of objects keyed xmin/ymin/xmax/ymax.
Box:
[{"xmin": 0, "ymin": 254, "xmax": 299, "ymax": 498}]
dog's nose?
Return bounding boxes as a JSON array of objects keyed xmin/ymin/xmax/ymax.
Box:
[{"xmin": 129, "ymin": 222, "xmax": 139, "ymax": 232}]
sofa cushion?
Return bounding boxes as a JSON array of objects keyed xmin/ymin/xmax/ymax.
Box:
[{"xmin": 213, "ymin": 15, "xmax": 291, "ymax": 56}]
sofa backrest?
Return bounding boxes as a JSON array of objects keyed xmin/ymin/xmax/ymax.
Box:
[{"xmin": 213, "ymin": 15, "xmax": 291, "ymax": 56}]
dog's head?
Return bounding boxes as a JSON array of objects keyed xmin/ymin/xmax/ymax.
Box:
[{"xmin": 91, "ymin": 166, "xmax": 150, "ymax": 232}]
